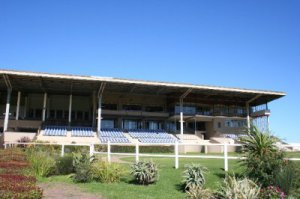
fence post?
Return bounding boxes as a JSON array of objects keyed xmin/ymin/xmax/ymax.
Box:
[
  {"xmin": 175, "ymin": 141, "xmax": 179, "ymax": 169},
  {"xmin": 90, "ymin": 144, "xmax": 94, "ymax": 157},
  {"xmin": 4, "ymin": 143, "xmax": 7, "ymax": 149},
  {"xmin": 61, "ymin": 144, "xmax": 65, "ymax": 157},
  {"xmin": 107, "ymin": 141, "xmax": 111, "ymax": 163},
  {"xmin": 224, "ymin": 143, "xmax": 228, "ymax": 172},
  {"xmin": 135, "ymin": 142, "xmax": 139, "ymax": 163}
]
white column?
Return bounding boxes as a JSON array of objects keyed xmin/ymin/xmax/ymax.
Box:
[
  {"xmin": 68, "ymin": 94, "xmax": 72, "ymax": 124},
  {"xmin": 4, "ymin": 89, "xmax": 12, "ymax": 132},
  {"xmin": 90, "ymin": 144, "xmax": 94, "ymax": 157},
  {"xmin": 224, "ymin": 143, "xmax": 228, "ymax": 171},
  {"xmin": 97, "ymin": 96, "xmax": 102, "ymax": 132},
  {"xmin": 61, "ymin": 144, "xmax": 65, "ymax": 157},
  {"xmin": 15, "ymin": 91, "xmax": 21, "ymax": 120},
  {"xmin": 107, "ymin": 141, "xmax": 111, "ymax": 163},
  {"xmin": 175, "ymin": 141, "xmax": 179, "ymax": 169},
  {"xmin": 42, "ymin": 93, "xmax": 47, "ymax": 122},
  {"xmin": 246, "ymin": 103, "xmax": 250, "ymax": 130}
]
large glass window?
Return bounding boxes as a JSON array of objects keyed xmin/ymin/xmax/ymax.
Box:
[
  {"xmin": 146, "ymin": 121, "xmax": 161, "ymax": 130},
  {"xmin": 123, "ymin": 119, "xmax": 140, "ymax": 129},
  {"xmin": 225, "ymin": 119, "xmax": 247, "ymax": 128},
  {"xmin": 175, "ymin": 106, "xmax": 196, "ymax": 115},
  {"xmin": 102, "ymin": 119, "xmax": 115, "ymax": 129}
]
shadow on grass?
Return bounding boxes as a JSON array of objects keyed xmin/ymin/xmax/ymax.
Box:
[{"xmin": 175, "ymin": 183, "xmax": 186, "ymax": 193}]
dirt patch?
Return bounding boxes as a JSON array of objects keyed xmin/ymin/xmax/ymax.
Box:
[{"xmin": 39, "ymin": 182, "xmax": 104, "ymax": 199}]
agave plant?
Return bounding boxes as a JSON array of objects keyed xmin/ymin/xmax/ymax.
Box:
[
  {"xmin": 183, "ymin": 164, "xmax": 208, "ymax": 190},
  {"xmin": 217, "ymin": 175, "xmax": 260, "ymax": 199},
  {"xmin": 131, "ymin": 161, "xmax": 158, "ymax": 185}
]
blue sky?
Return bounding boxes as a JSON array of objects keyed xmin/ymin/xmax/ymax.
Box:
[{"xmin": 0, "ymin": 1, "xmax": 299, "ymax": 142}]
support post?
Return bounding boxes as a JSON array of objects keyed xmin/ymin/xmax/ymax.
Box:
[
  {"xmin": 42, "ymin": 93, "xmax": 47, "ymax": 122},
  {"xmin": 61, "ymin": 144, "xmax": 65, "ymax": 157},
  {"xmin": 135, "ymin": 142, "xmax": 139, "ymax": 163},
  {"xmin": 246, "ymin": 103, "xmax": 250, "ymax": 130},
  {"xmin": 97, "ymin": 96, "xmax": 102, "ymax": 133},
  {"xmin": 224, "ymin": 143, "xmax": 228, "ymax": 172},
  {"xmin": 180, "ymin": 99, "xmax": 184, "ymax": 136},
  {"xmin": 68, "ymin": 94, "xmax": 72, "ymax": 124},
  {"xmin": 4, "ymin": 89, "xmax": 12, "ymax": 132},
  {"xmin": 107, "ymin": 141, "xmax": 111, "ymax": 163},
  {"xmin": 90, "ymin": 144, "xmax": 94, "ymax": 157},
  {"xmin": 16, "ymin": 91, "xmax": 21, "ymax": 120},
  {"xmin": 175, "ymin": 141, "xmax": 179, "ymax": 169}
]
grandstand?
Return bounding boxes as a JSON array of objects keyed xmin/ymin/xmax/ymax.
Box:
[{"xmin": 0, "ymin": 69, "xmax": 285, "ymax": 152}]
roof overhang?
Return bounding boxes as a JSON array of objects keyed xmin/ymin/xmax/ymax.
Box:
[{"xmin": 0, "ymin": 69, "xmax": 286, "ymax": 106}]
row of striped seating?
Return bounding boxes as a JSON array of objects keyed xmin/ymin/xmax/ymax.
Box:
[
  {"xmin": 43, "ymin": 126, "xmax": 67, "ymax": 136},
  {"xmin": 128, "ymin": 129, "xmax": 178, "ymax": 143},
  {"xmin": 71, "ymin": 127, "xmax": 94, "ymax": 137},
  {"xmin": 99, "ymin": 128, "xmax": 130, "ymax": 143}
]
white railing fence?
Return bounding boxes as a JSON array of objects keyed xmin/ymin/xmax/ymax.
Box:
[{"xmin": 3, "ymin": 142, "xmax": 300, "ymax": 172}]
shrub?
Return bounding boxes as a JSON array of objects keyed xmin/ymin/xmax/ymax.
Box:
[
  {"xmin": 259, "ymin": 186, "xmax": 285, "ymax": 199},
  {"xmin": 27, "ymin": 150, "xmax": 56, "ymax": 177},
  {"xmin": 183, "ymin": 164, "xmax": 208, "ymax": 191},
  {"xmin": 72, "ymin": 153, "xmax": 94, "ymax": 183},
  {"xmin": 56, "ymin": 154, "xmax": 74, "ymax": 175},
  {"xmin": 217, "ymin": 175, "xmax": 260, "ymax": 199},
  {"xmin": 131, "ymin": 161, "xmax": 158, "ymax": 185},
  {"xmin": 274, "ymin": 162, "xmax": 297, "ymax": 196},
  {"xmin": 186, "ymin": 186, "xmax": 214, "ymax": 199},
  {"xmin": 239, "ymin": 125, "xmax": 285, "ymax": 187},
  {"xmin": 91, "ymin": 161, "xmax": 126, "ymax": 183}
]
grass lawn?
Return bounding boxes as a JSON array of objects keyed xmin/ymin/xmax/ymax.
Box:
[{"xmin": 40, "ymin": 157, "xmax": 241, "ymax": 199}]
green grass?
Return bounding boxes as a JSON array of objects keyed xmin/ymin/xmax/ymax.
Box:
[{"xmin": 40, "ymin": 157, "xmax": 241, "ymax": 199}]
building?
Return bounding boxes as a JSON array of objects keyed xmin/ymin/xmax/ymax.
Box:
[{"xmin": 0, "ymin": 69, "xmax": 285, "ymax": 150}]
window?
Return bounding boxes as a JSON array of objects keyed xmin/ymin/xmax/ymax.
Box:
[
  {"xmin": 145, "ymin": 106, "xmax": 164, "ymax": 112},
  {"xmin": 123, "ymin": 105, "xmax": 142, "ymax": 111},
  {"xmin": 102, "ymin": 104, "xmax": 118, "ymax": 110},
  {"xmin": 218, "ymin": 122, "xmax": 221, "ymax": 128},
  {"xmin": 123, "ymin": 119, "xmax": 140, "ymax": 129},
  {"xmin": 102, "ymin": 119, "xmax": 115, "ymax": 129}
]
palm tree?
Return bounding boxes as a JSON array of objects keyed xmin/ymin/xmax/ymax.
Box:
[{"xmin": 239, "ymin": 125, "xmax": 284, "ymax": 187}]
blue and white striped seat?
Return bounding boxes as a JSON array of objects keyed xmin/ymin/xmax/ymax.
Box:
[
  {"xmin": 43, "ymin": 126, "xmax": 67, "ymax": 136},
  {"xmin": 99, "ymin": 128, "xmax": 130, "ymax": 143},
  {"xmin": 128, "ymin": 129, "xmax": 178, "ymax": 143},
  {"xmin": 71, "ymin": 127, "xmax": 94, "ymax": 137}
]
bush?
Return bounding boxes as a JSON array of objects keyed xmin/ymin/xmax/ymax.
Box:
[
  {"xmin": 72, "ymin": 153, "xmax": 94, "ymax": 183},
  {"xmin": 56, "ymin": 154, "xmax": 74, "ymax": 175},
  {"xmin": 259, "ymin": 186, "xmax": 285, "ymax": 199},
  {"xmin": 183, "ymin": 164, "xmax": 208, "ymax": 191},
  {"xmin": 131, "ymin": 161, "xmax": 158, "ymax": 185},
  {"xmin": 239, "ymin": 126, "xmax": 285, "ymax": 187},
  {"xmin": 274, "ymin": 162, "xmax": 297, "ymax": 196},
  {"xmin": 186, "ymin": 186, "xmax": 214, "ymax": 199},
  {"xmin": 91, "ymin": 161, "xmax": 126, "ymax": 183},
  {"xmin": 217, "ymin": 175, "xmax": 260, "ymax": 199},
  {"xmin": 27, "ymin": 150, "xmax": 56, "ymax": 177}
]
